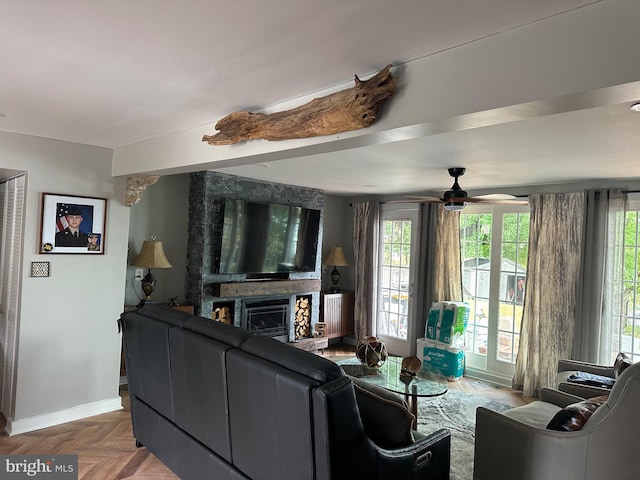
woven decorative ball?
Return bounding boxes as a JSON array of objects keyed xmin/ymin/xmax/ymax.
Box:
[{"xmin": 356, "ymin": 336, "xmax": 388, "ymax": 367}]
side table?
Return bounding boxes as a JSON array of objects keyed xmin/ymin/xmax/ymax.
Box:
[{"xmin": 338, "ymin": 356, "xmax": 448, "ymax": 427}]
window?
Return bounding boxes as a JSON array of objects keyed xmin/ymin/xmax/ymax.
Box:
[
  {"xmin": 460, "ymin": 205, "xmax": 529, "ymax": 378},
  {"xmin": 613, "ymin": 198, "xmax": 640, "ymax": 363},
  {"xmin": 378, "ymin": 218, "xmax": 411, "ymax": 340}
]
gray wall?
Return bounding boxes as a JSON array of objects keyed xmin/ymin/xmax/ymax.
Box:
[
  {"xmin": 126, "ymin": 174, "xmax": 190, "ymax": 306},
  {"xmin": 0, "ymin": 130, "xmax": 130, "ymax": 431},
  {"xmin": 321, "ymin": 195, "xmax": 354, "ymax": 292}
]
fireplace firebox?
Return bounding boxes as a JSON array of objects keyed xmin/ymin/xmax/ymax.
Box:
[{"xmin": 242, "ymin": 297, "xmax": 290, "ymax": 342}]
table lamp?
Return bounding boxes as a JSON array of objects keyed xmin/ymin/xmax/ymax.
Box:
[
  {"xmin": 324, "ymin": 246, "xmax": 349, "ymax": 292},
  {"xmin": 131, "ymin": 239, "xmax": 172, "ymax": 306}
]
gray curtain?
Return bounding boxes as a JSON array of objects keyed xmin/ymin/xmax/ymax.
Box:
[
  {"xmin": 418, "ymin": 204, "xmax": 462, "ymax": 342},
  {"xmin": 573, "ymin": 189, "xmax": 626, "ymax": 364},
  {"xmin": 513, "ymin": 192, "xmax": 585, "ymax": 397},
  {"xmin": 352, "ymin": 201, "xmax": 379, "ymax": 340},
  {"xmin": 417, "ymin": 204, "xmax": 438, "ymax": 343}
]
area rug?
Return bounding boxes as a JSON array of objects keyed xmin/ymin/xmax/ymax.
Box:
[{"xmin": 416, "ymin": 390, "xmax": 511, "ymax": 480}]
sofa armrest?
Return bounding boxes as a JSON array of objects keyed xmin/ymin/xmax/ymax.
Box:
[
  {"xmin": 539, "ymin": 387, "xmax": 585, "ymax": 407},
  {"xmin": 474, "ymin": 406, "xmax": 591, "ymax": 480},
  {"xmin": 312, "ymin": 377, "xmax": 450, "ymax": 480},
  {"xmin": 474, "ymin": 406, "xmax": 536, "ymax": 480},
  {"xmin": 374, "ymin": 428, "xmax": 450, "ymax": 480},
  {"xmin": 557, "ymin": 382, "xmax": 612, "ymax": 399},
  {"xmin": 557, "ymin": 359, "xmax": 615, "ymax": 377}
]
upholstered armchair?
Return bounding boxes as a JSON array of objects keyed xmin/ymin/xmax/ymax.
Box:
[
  {"xmin": 556, "ymin": 352, "xmax": 632, "ymax": 398},
  {"xmin": 473, "ymin": 361, "xmax": 640, "ymax": 480}
]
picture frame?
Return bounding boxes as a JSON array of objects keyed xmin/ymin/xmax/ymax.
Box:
[{"xmin": 39, "ymin": 193, "xmax": 107, "ymax": 254}]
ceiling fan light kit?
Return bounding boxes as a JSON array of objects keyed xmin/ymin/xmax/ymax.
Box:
[
  {"xmin": 444, "ymin": 202, "xmax": 466, "ymax": 211},
  {"xmin": 443, "ymin": 167, "xmax": 467, "ymax": 211}
]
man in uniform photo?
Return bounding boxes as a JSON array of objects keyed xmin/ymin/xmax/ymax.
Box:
[{"xmin": 55, "ymin": 205, "xmax": 89, "ymax": 247}]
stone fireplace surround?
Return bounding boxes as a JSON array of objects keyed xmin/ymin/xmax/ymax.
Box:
[{"xmin": 186, "ymin": 172, "xmax": 324, "ymax": 342}]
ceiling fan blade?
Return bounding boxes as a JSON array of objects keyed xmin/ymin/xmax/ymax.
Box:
[
  {"xmin": 472, "ymin": 193, "xmax": 518, "ymax": 200},
  {"xmin": 404, "ymin": 195, "xmax": 443, "ymax": 203},
  {"xmin": 465, "ymin": 197, "xmax": 528, "ymax": 205}
]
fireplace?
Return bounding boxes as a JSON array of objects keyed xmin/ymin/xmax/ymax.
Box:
[{"xmin": 242, "ymin": 297, "xmax": 290, "ymax": 342}]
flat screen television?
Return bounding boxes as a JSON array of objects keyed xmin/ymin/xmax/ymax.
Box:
[{"xmin": 219, "ymin": 199, "xmax": 321, "ymax": 275}]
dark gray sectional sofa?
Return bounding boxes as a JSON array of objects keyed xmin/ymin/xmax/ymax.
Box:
[{"xmin": 120, "ymin": 303, "xmax": 450, "ymax": 480}]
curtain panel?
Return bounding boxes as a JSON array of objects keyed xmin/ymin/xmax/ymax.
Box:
[
  {"xmin": 352, "ymin": 201, "xmax": 379, "ymax": 340},
  {"xmin": 434, "ymin": 205, "xmax": 463, "ymax": 303},
  {"xmin": 513, "ymin": 192, "xmax": 585, "ymax": 397},
  {"xmin": 573, "ymin": 189, "xmax": 626, "ymax": 364},
  {"xmin": 417, "ymin": 204, "xmax": 462, "ymax": 345}
]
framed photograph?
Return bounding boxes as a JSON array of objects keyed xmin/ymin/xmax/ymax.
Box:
[{"xmin": 39, "ymin": 193, "xmax": 107, "ymax": 254}]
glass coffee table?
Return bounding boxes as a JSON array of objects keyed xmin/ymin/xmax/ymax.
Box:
[{"xmin": 338, "ymin": 356, "xmax": 447, "ymax": 427}]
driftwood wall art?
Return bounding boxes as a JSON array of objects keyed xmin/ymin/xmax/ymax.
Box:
[{"xmin": 202, "ymin": 64, "xmax": 395, "ymax": 146}]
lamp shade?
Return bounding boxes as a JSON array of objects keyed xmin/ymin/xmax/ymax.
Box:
[
  {"xmin": 131, "ymin": 241, "xmax": 172, "ymax": 268},
  {"xmin": 324, "ymin": 246, "xmax": 349, "ymax": 266}
]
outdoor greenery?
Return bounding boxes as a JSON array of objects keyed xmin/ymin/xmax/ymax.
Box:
[
  {"xmin": 459, "ymin": 212, "xmax": 530, "ymax": 269},
  {"xmin": 622, "ymin": 324, "xmax": 640, "ymax": 339},
  {"xmin": 382, "ymin": 219, "xmax": 411, "ymax": 267},
  {"xmin": 622, "ymin": 210, "xmax": 640, "ymax": 322}
]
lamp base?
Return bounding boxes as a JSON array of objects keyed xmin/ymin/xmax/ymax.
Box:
[
  {"xmin": 329, "ymin": 266, "xmax": 341, "ymax": 293},
  {"xmin": 139, "ymin": 270, "xmax": 157, "ymax": 307}
]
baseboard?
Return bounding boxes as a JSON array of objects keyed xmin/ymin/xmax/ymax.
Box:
[
  {"xmin": 4, "ymin": 396, "xmax": 123, "ymax": 436},
  {"xmin": 463, "ymin": 367, "xmax": 514, "ymax": 389}
]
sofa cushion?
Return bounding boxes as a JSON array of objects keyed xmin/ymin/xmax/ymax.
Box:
[
  {"xmin": 502, "ymin": 401, "xmax": 561, "ymax": 429},
  {"xmin": 349, "ymin": 376, "xmax": 415, "ymax": 449},
  {"xmin": 546, "ymin": 395, "xmax": 609, "ymax": 431},
  {"xmin": 227, "ymin": 349, "xmax": 318, "ymax": 480},
  {"xmin": 613, "ymin": 352, "xmax": 632, "ymax": 379}
]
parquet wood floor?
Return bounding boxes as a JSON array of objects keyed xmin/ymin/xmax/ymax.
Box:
[
  {"xmin": 0, "ymin": 387, "xmax": 179, "ymax": 480},
  {"xmin": 0, "ymin": 344, "xmax": 532, "ymax": 479}
]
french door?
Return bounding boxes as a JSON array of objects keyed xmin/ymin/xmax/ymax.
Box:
[
  {"xmin": 460, "ymin": 204, "xmax": 530, "ymax": 383},
  {"xmin": 376, "ymin": 204, "xmax": 419, "ymax": 357}
]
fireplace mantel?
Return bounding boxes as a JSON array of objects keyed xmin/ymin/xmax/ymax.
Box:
[{"xmin": 212, "ymin": 279, "xmax": 321, "ymax": 298}]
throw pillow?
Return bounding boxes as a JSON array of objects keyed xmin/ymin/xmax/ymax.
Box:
[
  {"xmin": 546, "ymin": 395, "xmax": 609, "ymax": 431},
  {"xmin": 350, "ymin": 376, "xmax": 415, "ymax": 448},
  {"xmin": 613, "ymin": 352, "xmax": 632, "ymax": 378}
]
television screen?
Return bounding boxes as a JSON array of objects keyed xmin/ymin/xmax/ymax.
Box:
[{"xmin": 219, "ymin": 199, "xmax": 321, "ymax": 274}]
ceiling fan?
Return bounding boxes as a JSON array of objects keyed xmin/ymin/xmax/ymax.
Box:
[{"xmin": 406, "ymin": 167, "xmax": 528, "ymax": 211}]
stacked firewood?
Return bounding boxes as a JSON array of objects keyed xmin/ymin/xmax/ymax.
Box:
[
  {"xmin": 294, "ymin": 296, "xmax": 311, "ymax": 339},
  {"xmin": 212, "ymin": 306, "xmax": 232, "ymax": 324}
]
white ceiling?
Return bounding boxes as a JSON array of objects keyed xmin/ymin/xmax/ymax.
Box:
[{"xmin": 1, "ymin": 0, "xmax": 640, "ymax": 195}]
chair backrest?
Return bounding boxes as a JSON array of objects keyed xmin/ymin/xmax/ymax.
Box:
[{"xmin": 583, "ymin": 360, "xmax": 640, "ymax": 429}]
